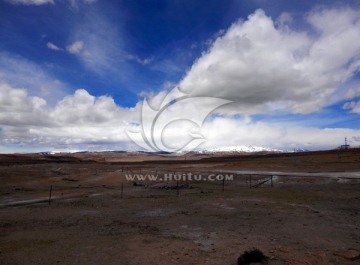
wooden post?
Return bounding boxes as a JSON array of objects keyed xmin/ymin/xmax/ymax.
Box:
[
  {"xmin": 177, "ymin": 180, "xmax": 179, "ymax": 197},
  {"xmin": 121, "ymin": 183, "xmax": 124, "ymax": 199},
  {"xmin": 271, "ymin": 176, "xmax": 273, "ymax": 187},
  {"xmin": 48, "ymin": 185, "xmax": 52, "ymax": 205},
  {"xmin": 249, "ymin": 175, "xmax": 252, "ymax": 189}
]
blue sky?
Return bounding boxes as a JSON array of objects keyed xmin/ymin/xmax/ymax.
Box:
[{"xmin": 1, "ymin": 0, "xmax": 360, "ymax": 153}]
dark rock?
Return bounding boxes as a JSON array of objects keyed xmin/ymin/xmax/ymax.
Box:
[{"xmin": 237, "ymin": 249, "xmax": 268, "ymax": 265}]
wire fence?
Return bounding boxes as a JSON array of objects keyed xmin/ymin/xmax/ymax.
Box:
[{"xmin": 1, "ymin": 165, "xmax": 279, "ymax": 208}]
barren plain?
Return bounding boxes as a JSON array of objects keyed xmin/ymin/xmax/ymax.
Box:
[{"xmin": 1, "ymin": 149, "xmax": 360, "ymax": 264}]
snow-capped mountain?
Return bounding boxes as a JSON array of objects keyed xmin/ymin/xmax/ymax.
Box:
[{"xmin": 199, "ymin": 145, "xmax": 284, "ymax": 153}]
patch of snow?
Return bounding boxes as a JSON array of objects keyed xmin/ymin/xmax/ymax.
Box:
[{"xmin": 198, "ymin": 145, "xmax": 283, "ymax": 153}]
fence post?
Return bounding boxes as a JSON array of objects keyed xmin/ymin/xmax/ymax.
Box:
[
  {"xmin": 48, "ymin": 185, "xmax": 52, "ymax": 205},
  {"xmin": 121, "ymin": 183, "xmax": 124, "ymax": 199},
  {"xmin": 177, "ymin": 180, "xmax": 180, "ymax": 197}
]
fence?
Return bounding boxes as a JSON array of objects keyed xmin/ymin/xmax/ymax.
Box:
[{"xmin": 0, "ymin": 165, "xmax": 278, "ymax": 208}]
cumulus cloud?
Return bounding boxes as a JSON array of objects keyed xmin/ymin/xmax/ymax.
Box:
[
  {"xmin": 47, "ymin": 42, "xmax": 62, "ymax": 51},
  {"xmin": 50, "ymin": 89, "xmax": 133, "ymax": 125},
  {"xmin": 129, "ymin": 7, "xmax": 360, "ymax": 152},
  {"xmin": 200, "ymin": 116, "xmax": 360, "ymax": 150},
  {"xmin": 179, "ymin": 8, "xmax": 360, "ymax": 115},
  {"xmin": 66, "ymin": 40, "xmax": 85, "ymax": 54},
  {"xmin": 127, "ymin": 85, "xmax": 360, "ymax": 152},
  {"xmin": 0, "ymin": 83, "xmax": 49, "ymax": 126},
  {"xmin": 0, "ymin": 82, "xmax": 138, "ymax": 150},
  {"xmin": 2, "ymin": 7, "xmax": 360, "ymax": 153},
  {"xmin": 5, "ymin": 0, "xmax": 54, "ymax": 5},
  {"xmin": 1, "ymin": 81, "xmax": 359, "ymax": 152}
]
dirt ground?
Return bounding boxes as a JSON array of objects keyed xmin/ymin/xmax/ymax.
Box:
[{"xmin": 1, "ymin": 149, "xmax": 360, "ymax": 265}]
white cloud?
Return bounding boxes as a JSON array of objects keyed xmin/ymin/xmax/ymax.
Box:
[
  {"xmin": 343, "ymin": 86, "xmax": 360, "ymax": 100},
  {"xmin": 66, "ymin": 40, "xmax": 85, "ymax": 54},
  {"xmin": 128, "ymin": 7, "xmax": 360, "ymax": 152},
  {"xmin": 343, "ymin": 101, "xmax": 360, "ymax": 114},
  {"xmin": 151, "ymin": 58, "xmax": 184, "ymax": 75},
  {"xmin": 179, "ymin": 8, "xmax": 360, "ymax": 115},
  {"xmin": 47, "ymin": 42, "xmax": 62, "ymax": 51},
  {"xmin": 0, "ymin": 52, "xmax": 68, "ymax": 104},
  {"xmin": 2, "ymin": 7, "xmax": 360, "ymax": 153},
  {"xmin": 68, "ymin": 10, "xmax": 126, "ymax": 76},
  {"xmin": 68, "ymin": 0, "xmax": 97, "ymax": 8},
  {"xmin": 200, "ymin": 116, "xmax": 360, "ymax": 150},
  {"xmin": 276, "ymin": 12, "xmax": 293, "ymax": 28},
  {"xmin": 5, "ymin": 0, "xmax": 54, "ymax": 5},
  {"xmin": 0, "ymin": 82, "xmax": 139, "ymax": 149},
  {"xmin": 1, "ymin": 81, "xmax": 359, "ymax": 152},
  {"xmin": 50, "ymin": 89, "xmax": 133, "ymax": 125},
  {"xmin": 64, "ymin": 7, "xmax": 148, "ymax": 85},
  {"xmin": 126, "ymin": 54, "xmax": 153, "ymax": 65},
  {"xmin": 0, "ymin": 83, "xmax": 49, "ymax": 126},
  {"xmin": 5, "ymin": 0, "xmax": 97, "ymax": 6}
]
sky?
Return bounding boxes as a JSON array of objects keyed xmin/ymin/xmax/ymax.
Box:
[{"xmin": 1, "ymin": 0, "xmax": 360, "ymax": 153}]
